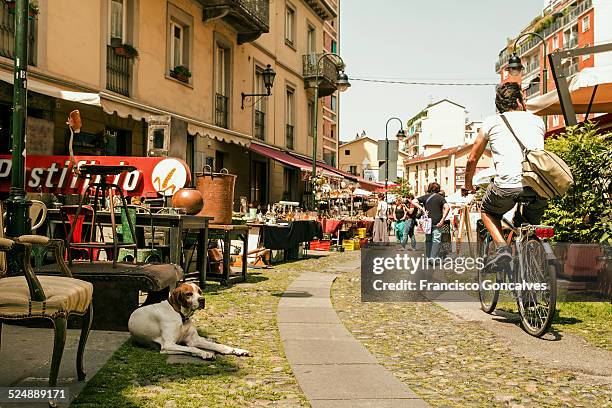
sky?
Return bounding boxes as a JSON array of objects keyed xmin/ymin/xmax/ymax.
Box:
[{"xmin": 338, "ymin": 0, "xmax": 544, "ymax": 141}]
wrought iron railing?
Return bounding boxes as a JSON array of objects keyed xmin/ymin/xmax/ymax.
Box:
[
  {"xmin": 215, "ymin": 93, "xmax": 229, "ymax": 128},
  {"xmin": 254, "ymin": 109, "xmax": 265, "ymax": 140},
  {"xmin": 0, "ymin": 3, "xmax": 36, "ymax": 65},
  {"xmin": 106, "ymin": 45, "xmax": 130, "ymax": 96},
  {"xmin": 302, "ymin": 53, "xmax": 337, "ymax": 84},
  {"xmin": 495, "ymin": 0, "xmax": 592, "ymax": 71},
  {"xmin": 286, "ymin": 124, "xmax": 294, "ymax": 150},
  {"xmin": 525, "ymin": 83, "xmax": 541, "ymax": 98}
]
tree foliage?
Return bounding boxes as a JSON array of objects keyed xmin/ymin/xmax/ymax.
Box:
[
  {"xmin": 543, "ymin": 123, "xmax": 612, "ymax": 243},
  {"xmin": 389, "ymin": 178, "xmax": 412, "ymax": 197}
]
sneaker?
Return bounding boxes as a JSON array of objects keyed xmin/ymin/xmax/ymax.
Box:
[{"xmin": 484, "ymin": 245, "xmax": 512, "ymax": 271}]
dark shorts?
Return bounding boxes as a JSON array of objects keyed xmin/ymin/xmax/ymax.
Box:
[{"xmin": 481, "ymin": 184, "xmax": 547, "ymax": 225}]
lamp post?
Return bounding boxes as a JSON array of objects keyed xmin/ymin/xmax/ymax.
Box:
[
  {"xmin": 311, "ymin": 52, "xmax": 350, "ymax": 210},
  {"xmin": 384, "ymin": 117, "xmax": 406, "ymax": 205},
  {"xmin": 241, "ymin": 64, "xmax": 276, "ymax": 109},
  {"xmin": 5, "ymin": 0, "xmax": 31, "ymax": 237},
  {"xmin": 506, "ymin": 31, "xmax": 548, "ymax": 129}
]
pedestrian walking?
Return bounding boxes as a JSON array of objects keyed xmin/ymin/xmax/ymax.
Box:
[
  {"xmin": 373, "ymin": 192, "xmax": 389, "ymax": 243},
  {"xmin": 393, "ymin": 197, "xmax": 407, "ymax": 247},
  {"xmin": 402, "ymin": 193, "xmax": 418, "ymax": 250},
  {"xmin": 438, "ymin": 190, "xmax": 453, "ymax": 258},
  {"xmin": 412, "ymin": 182, "xmax": 450, "ymax": 260}
]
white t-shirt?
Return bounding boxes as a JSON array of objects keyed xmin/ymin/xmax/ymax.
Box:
[
  {"xmin": 482, "ymin": 111, "xmax": 545, "ymax": 188},
  {"xmin": 376, "ymin": 200, "xmax": 388, "ymax": 219}
]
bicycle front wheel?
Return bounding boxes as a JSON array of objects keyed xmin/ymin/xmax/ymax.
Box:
[
  {"xmin": 516, "ymin": 239, "xmax": 557, "ymax": 337},
  {"xmin": 478, "ymin": 235, "xmax": 500, "ymax": 314}
]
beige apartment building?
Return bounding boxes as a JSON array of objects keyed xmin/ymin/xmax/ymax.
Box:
[
  {"xmin": 404, "ymin": 145, "xmax": 493, "ymax": 197},
  {"xmin": 0, "ymin": 0, "xmax": 343, "ymax": 208},
  {"xmin": 338, "ymin": 135, "xmax": 409, "ymax": 182}
]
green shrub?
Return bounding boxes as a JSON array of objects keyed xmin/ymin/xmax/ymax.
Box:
[{"xmin": 543, "ymin": 123, "xmax": 612, "ymax": 243}]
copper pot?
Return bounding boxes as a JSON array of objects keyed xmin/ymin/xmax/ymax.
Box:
[{"xmin": 171, "ymin": 187, "xmax": 204, "ymax": 215}]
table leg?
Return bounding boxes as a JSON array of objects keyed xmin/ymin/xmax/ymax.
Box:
[
  {"xmin": 241, "ymin": 233, "xmax": 247, "ymax": 282},
  {"xmin": 197, "ymin": 226, "xmax": 208, "ymax": 288},
  {"xmin": 169, "ymin": 226, "xmax": 181, "ymax": 267},
  {"xmin": 222, "ymin": 230, "xmax": 230, "ymax": 285}
]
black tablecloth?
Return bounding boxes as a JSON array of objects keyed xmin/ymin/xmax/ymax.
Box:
[{"xmin": 262, "ymin": 220, "xmax": 323, "ymax": 250}]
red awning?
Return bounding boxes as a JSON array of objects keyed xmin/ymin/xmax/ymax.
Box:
[
  {"xmin": 249, "ymin": 143, "xmax": 337, "ymax": 177},
  {"xmin": 316, "ymin": 161, "xmax": 385, "ymax": 192}
]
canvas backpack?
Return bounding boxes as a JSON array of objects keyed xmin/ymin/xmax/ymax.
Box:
[{"xmin": 500, "ymin": 114, "xmax": 574, "ymax": 199}]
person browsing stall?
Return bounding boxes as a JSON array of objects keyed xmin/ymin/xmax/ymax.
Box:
[{"xmin": 411, "ymin": 182, "xmax": 450, "ymax": 259}]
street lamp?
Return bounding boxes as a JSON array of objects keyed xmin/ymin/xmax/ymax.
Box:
[
  {"xmin": 384, "ymin": 117, "xmax": 405, "ymax": 205},
  {"xmin": 5, "ymin": 0, "xmax": 31, "ymax": 237},
  {"xmin": 311, "ymin": 52, "xmax": 350, "ymax": 210},
  {"xmin": 241, "ymin": 64, "xmax": 276, "ymax": 109}
]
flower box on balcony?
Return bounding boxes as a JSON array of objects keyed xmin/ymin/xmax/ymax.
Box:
[
  {"xmin": 170, "ymin": 66, "xmax": 191, "ymax": 83},
  {"xmin": 113, "ymin": 43, "xmax": 138, "ymax": 59}
]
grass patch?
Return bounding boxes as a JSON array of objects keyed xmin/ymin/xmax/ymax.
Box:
[
  {"xmin": 72, "ymin": 260, "xmax": 316, "ymax": 408},
  {"xmin": 498, "ymin": 301, "xmax": 612, "ymax": 351}
]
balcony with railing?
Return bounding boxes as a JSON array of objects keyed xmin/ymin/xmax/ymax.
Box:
[
  {"xmin": 199, "ymin": 0, "xmax": 269, "ymax": 44},
  {"xmin": 215, "ymin": 93, "xmax": 229, "ymax": 128},
  {"xmin": 254, "ymin": 109, "xmax": 265, "ymax": 140},
  {"xmin": 303, "ymin": 0, "xmax": 337, "ymax": 20},
  {"xmin": 302, "ymin": 53, "xmax": 338, "ymax": 98},
  {"xmin": 286, "ymin": 124, "xmax": 294, "ymax": 150},
  {"xmin": 495, "ymin": 0, "xmax": 592, "ymax": 71},
  {"xmin": 0, "ymin": 3, "xmax": 36, "ymax": 66},
  {"xmin": 106, "ymin": 45, "xmax": 131, "ymax": 96},
  {"xmin": 525, "ymin": 82, "xmax": 541, "ymax": 98}
]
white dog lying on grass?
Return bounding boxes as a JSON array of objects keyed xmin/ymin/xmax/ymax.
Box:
[{"xmin": 128, "ymin": 283, "xmax": 250, "ymax": 360}]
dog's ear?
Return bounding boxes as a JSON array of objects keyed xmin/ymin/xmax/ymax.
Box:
[{"xmin": 169, "ymin": 286, "xmax": 188, "ymax": 314}]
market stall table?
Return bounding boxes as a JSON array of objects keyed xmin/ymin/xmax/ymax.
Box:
[
  {"xmin": 207, "ymin": 224, "xmax": 249, "ymax": 285},
  {"xmin": 46, "ymin": 209, "xmax": 212, "ymax": 287},
  {"xmin": 320, "ymin": 218, "xmax": 344, "ymax": 234},
  {"xmin": 251, "ymin": 220, "xmax": 322, "ymax": 260}
]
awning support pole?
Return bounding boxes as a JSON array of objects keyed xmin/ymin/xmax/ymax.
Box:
[{"xmin": 5, "ymin": 0, "xmax": 32, "ymax": 237}]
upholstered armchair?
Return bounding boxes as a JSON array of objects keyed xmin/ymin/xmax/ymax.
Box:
[{"xmin": 0, "ymin": 207, "xmax": 93, "ymax": 398}]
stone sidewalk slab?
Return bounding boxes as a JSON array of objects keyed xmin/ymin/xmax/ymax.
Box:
[
  {"xmin": 311, "ymin": 398, "xmax": 431, "ymax": 408},
  {"xmin": 292, "ymin": 364, "xmax": 421, "ymax": 400},
  {"xmin": 278, "ymin": 271, "xmax": 430, "ymax": 407},
  {"xmin": 277, "ymin": 307, "xmax": 341, "ymax": 323},
  {"xmin": 281, "ymin": 286, "xmax": 332, "ymax": 298},
  {"xmin": 278, "ymin": 322, "xmax": 353, "ymax": 340},
  {"xmin": 283, "ymin": 339, "xmax": 377, "ymax": 364},
  {"xmin": 278, "ymin": 296, "xmax": 332, "ymax": 308}
]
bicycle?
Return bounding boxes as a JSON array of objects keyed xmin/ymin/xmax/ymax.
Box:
[{"xmin": 477, "ymin": 192, "xmax": 558, "ymax": 337}]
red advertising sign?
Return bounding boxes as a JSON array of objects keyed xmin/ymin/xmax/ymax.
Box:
[{"xmin": 0, "ymin": 155, "xmax": 191, "ymax": 197}]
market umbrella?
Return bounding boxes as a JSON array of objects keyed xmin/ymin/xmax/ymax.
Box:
[
  {"xmin": 527, "ymin": 65, "xmax": 612, "ymax": 115},
  {"xmin": 352, "ymin": 188, "xmax": 373, "ymax": 197}
]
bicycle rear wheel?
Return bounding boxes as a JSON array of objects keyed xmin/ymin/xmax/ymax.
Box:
[
  {"xmin": 478, "ymin": 235, "xmax": 500, "ymax": 314},
  {"xmin": 516, "ymin": 238, "xmax": 557, "ymax": 337}
]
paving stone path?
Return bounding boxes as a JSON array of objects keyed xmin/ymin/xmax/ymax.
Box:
[{"xmin": 278, "ymin": 270, "xmax": 430, "ymax": 408}]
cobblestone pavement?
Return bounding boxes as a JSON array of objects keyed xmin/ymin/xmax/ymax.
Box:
[{"xmin": 330, "ymin": 251, "xmax": 612, "ymax": 408}]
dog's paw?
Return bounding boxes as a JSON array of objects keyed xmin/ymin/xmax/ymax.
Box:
[
  {"xmin": 199, "ymin": 351, "xmax": 216, "ymax": 360},
  {"xmin": 231, "ymin": 348, "xmax": 250, "ymax": 357}
]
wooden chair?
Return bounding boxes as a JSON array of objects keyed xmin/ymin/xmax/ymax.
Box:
[{"xmin": 0, "ymin": 203, "xmax": 93, "ymax": 401}]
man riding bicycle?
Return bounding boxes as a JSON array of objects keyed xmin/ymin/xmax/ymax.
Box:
[{"xmin": 464, "ymin": 82, "xmax": 548, "ymax": 269}]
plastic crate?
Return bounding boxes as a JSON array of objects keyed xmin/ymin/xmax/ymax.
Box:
[
  {"xmin": 342, "ymin": 239, "xmax": 355, "ymax": 251},
  {"xmin": 357, "ymin": 228, "xmax": 367, "ymax": 238},
  {"xmin": 310, "ymin": 239, "xmax": 331, "ymax": 251}
]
